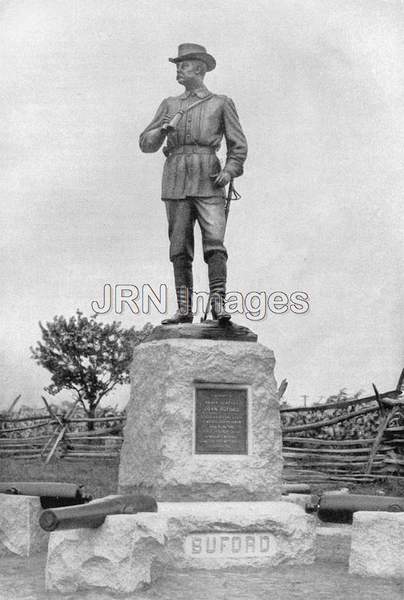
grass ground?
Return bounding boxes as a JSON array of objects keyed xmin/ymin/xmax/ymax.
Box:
[
  {"xmin": 0, "ymin": 457, "xmax": 119, "ymax": 498},
  {"xmin": 1, "ymin": 551, "xmax": 403, "ymax": 600}
]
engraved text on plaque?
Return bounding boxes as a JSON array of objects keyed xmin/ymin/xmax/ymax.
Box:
[{"xmin": 194, "ymin": 387, "xmax": 248, "ymax": 454}]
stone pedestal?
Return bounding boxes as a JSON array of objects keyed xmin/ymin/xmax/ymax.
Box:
[
  {"xmin": 0, "ymin": 495, "xmax": 49, "ymax": 556},
  {"xmin": 118, "ymin": 337, "xmax": 282, "ymax": 501},
  {"xmin": 349, "ymin": 512, "xmax": 404, "ymax": 579},
  {"xmin": 45, "ymin": 502, "xmax": 315, "ymax": 593}
]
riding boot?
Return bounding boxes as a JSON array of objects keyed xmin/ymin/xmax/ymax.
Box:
[
  {"xmin": 161, "ymin": 257, "xmax": 193, "ymax": 325},
  {"xmin": 207, "ymin": 252, "xmax": 231, "ymax": 323},
  {"xmin": 210, "ymin": 291, "xmax": 231, "ymax": 323},
  {"xmin": 161, "ymin": 287, "xmax": 193, "ymax": 324}
]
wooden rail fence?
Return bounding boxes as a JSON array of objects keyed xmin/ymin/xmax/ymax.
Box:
[
  {"xmin": 1, "ymin": 369, "xmax": 403, "ymax": 485},
  {"xmin": 281, "ymin": 370, "xmax": 404, "ymax": 484}
]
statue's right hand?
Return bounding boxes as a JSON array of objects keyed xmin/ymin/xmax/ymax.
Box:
[{"xmin": 160, "ymin": 115, "xmax": 173, "ymax": 135}]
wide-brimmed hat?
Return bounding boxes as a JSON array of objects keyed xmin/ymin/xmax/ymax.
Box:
[{"xmin": 169, "ymin": 43, "xmax": 216, "ymax": 71}]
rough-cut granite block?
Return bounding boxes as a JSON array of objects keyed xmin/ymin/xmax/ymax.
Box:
[
  {"xmin": 159, "ymin": 501, "xmax": 315, "ymax": 569},
  {"xmin": 45, "ymin": 514, "xmax": 167, "ymax": 594},
  {"xmin": 45, "ymin": 502, "xmax": 315, "ymax": 592},
  {"xmin": 0, "ymin": 495, "xmax": 49, "ymax": 556},
  {"xmin": 119, "ymin": 338, "xmax": 282, "ymax": 501},
  {"xmin": 349, "ymin": 511, "xmax": 404, "ymax": 579},
  {"xmin": 282, "ymin": 493, "xmax": 311, "ymax": 510}
]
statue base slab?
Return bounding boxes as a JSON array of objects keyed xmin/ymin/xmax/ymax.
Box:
[{"xmin": 147, "ymin": 320, "xmax": 258, "ymax": 342}]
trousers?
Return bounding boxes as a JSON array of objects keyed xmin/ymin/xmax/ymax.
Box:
[{"xmin": 164, "ymin": 197, "xmax": 228, "ymax": 263}]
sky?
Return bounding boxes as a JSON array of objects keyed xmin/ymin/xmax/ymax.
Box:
[{"xmin": 1, "ymin": 0, "xmax": 403, "ymax": 409}]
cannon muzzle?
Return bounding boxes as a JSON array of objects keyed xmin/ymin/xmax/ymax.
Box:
[{"xmin": 305, "ymin": 492, "xmax": 404, "ymax": 524}]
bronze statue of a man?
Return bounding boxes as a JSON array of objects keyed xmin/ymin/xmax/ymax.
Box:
[{"xmin": 139, "ymin": 43, "xmax": 247, "ymax": 324}]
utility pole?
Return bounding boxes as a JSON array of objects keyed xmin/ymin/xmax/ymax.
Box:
[{"xmin": 301, "ymin": 394, "xmax": 308, "ymax": 408}]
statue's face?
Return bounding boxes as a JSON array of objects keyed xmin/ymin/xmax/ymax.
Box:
[{"xmin": 176, "ymin": 60, "xmax": 201, "ymax": 85}]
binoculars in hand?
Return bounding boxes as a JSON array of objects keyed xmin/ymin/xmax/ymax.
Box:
[{"xmin": 161, "ymin": 111, "xmax": 184, "ymax": 133}]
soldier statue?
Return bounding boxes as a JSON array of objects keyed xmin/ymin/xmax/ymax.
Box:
[{"xmin": 139, "ymin": 43, "xmax": 248, "ymax": 324}]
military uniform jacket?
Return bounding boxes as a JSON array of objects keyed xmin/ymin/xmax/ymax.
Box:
[{"xmin": 139, "ymin": 86, "xmax": 248, "ymax": 199}]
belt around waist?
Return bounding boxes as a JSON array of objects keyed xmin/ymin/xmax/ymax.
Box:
[{"xmin": 168, "ymin": 145, "xmax": 216, "ymax": 156}]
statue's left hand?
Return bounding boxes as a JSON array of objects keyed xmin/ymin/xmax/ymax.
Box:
[{"xmin": 213, "ymin": 170, "xmax": 231, "ymax": 187}]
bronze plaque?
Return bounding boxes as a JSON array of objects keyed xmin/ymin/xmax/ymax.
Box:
[{"xmin": 195, "ymin": 387, "xmax": 248, "ymax": 454}]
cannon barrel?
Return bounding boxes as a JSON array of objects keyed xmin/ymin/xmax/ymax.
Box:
[
  {"xmin": 39, "ymin": 494, "xmax": 158, "ymax": 531},
  {"xmin": 306, "ymin": 493, "xmax": 404, "ymax": 524},
  {"xmin": 282, "ymin": 483, "xmax": 311, "ymax": 495},
  {"xmin": 0, "ymin": 481, "xmax": 92, "ymax": 508}
]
